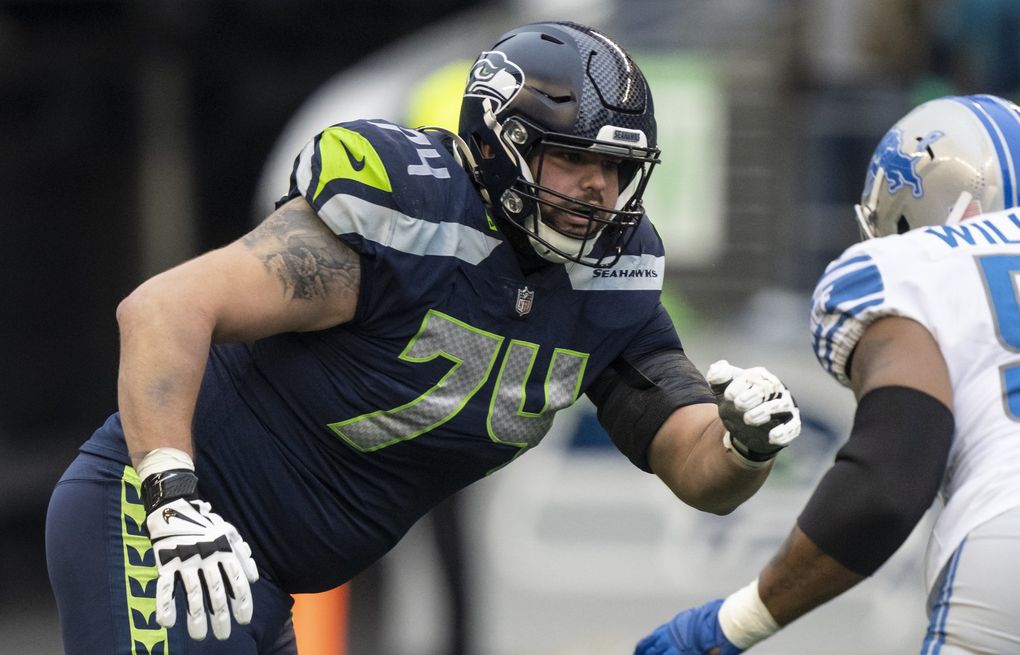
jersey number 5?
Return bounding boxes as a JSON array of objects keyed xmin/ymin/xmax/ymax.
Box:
[
  {"xmin": 327, "ymin": 309, "xmax": 589, "ymax": 451},
  {"xmin": 977, "ymin": 254, "xmax": 1020, "ymax": 420}
]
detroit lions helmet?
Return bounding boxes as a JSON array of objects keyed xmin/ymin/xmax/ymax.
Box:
[
  {"xmin": 458, "ymin": 21, "xmax": 659, "ymax": 267},
  {"xmin": 856, "ymin": 94, "xmax": 1020, "ymax": 239}
]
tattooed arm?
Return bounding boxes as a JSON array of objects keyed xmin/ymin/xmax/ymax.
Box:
[{"xmin": 116, "ymin": 197, "xmax": 359, "ymax": 464}]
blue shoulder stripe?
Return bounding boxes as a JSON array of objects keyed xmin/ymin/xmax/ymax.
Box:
[{"xmin": 812, "ymin": 253, "xmax": 885, "ymax": 372}]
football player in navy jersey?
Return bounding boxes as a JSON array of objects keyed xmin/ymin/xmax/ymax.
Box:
[{"xmin": 46, "ymin": 21, "xmax": 801, "ymax": 654}]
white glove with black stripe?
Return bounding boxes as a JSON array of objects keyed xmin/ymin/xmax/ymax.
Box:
[
  {"xmin": 140, "ymin": 449, "xmax": 259, "ymax": 641},
  {"xmin": 707, "ymin": 360, "xmax": 801, "ymax": 465}
]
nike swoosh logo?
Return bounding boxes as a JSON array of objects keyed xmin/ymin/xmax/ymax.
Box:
[
  {"xmin": 341, "ymin": 141, "xmax": 366, "ymax": 171},
  {"xmin": 161, "ymin": 507, "xmax": 205, "ymax": 528}
]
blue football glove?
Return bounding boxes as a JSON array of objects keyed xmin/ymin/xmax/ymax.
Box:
[{"xmin": 635, "ymin": 599, "xmax": 744, "ymax": 655}]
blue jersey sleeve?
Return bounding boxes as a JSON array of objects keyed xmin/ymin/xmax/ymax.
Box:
[{"xmin": 810, "ymin": 245, "xmax": 889, "ymax": 386}]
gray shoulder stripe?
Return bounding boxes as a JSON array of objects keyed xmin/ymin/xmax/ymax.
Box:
[
  {"xmin": 294, "ymin": 139, "xmax": 316, "ymax": 197},
  {"xmin": 318, "ymin": 193, "xmax": 501, "ymax": 265},
  {"xmin": 567, "ymin": 254, "xmax": 665, "ymax": 291}
]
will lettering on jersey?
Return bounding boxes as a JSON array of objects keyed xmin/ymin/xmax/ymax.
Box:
[{"xmin": 925, "ymin": 212, "xmax": 1020, "ymax": 248}]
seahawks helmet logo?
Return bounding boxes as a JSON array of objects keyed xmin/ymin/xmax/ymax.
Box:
[{"xmin": 465, "ymin": 51, "xmax": 524, "ymax": 114}]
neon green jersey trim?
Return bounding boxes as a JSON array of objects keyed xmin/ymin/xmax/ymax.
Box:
[
  {"xmin": 314, "ymin": 126, "xmax": 392, "ymax": 201},
  {"xmin": 121, "ymin": 465, "xmax": 168, "ymax": 654}
]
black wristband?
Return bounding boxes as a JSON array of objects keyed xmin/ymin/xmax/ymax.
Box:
[
  {"xmin": 141, "ymin": 469, "xmax": 199, "ymax": 514},
  {"xmin": 725, "ymin": 429, "xmax": 777, "ymax": 462}
]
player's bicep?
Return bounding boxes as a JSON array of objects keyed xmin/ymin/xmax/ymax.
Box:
[
  {"xmin": 848, "ymin": 316, "xmax": 952, "ymax": 407},
  {"xmin": 205, "ymin": 196, "xmax": 360, "ymax": 340},
  {"xmin": 588, "ymin": 349, "xmax": 715, "ymax": 471}
]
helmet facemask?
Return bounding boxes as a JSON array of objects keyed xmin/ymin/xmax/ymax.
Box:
[{"xmin": 489, "ymin": 113, "xmax": 659, "ymax": 267}]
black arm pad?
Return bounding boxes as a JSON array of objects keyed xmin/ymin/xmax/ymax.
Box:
[
  {"xmin": 797, "ymin": 386, "xmax": 953, "ymax": 575},
  {"xmin": 587, "ymin": 349, "xmax": 716, "ymax": 472}
]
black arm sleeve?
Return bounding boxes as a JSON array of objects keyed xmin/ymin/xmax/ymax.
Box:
[
  {"xmin": 586, "ymin": 349, "xmax": 716, "ymax": 472},
  {"xmin": 797, "ymin": 386, "xmax": 953, "ymax": 575}
]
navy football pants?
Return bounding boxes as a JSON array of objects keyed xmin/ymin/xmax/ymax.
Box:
[{"xmin": 46, "ymin": 452, "xmax": 299, "ymax": 655}]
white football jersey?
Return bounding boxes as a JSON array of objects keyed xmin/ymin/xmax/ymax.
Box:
[{"xmin": 811, "ymin": 208, "xmax": 1020, "ymax": 590}]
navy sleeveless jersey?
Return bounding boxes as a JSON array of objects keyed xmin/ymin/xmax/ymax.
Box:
[{"xmin": 80, "ymin": 120, "xmax": 687, "ymax": 592}]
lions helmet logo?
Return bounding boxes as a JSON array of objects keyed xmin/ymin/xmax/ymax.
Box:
[
  {"xmin": 864, "ymin": 128, "xmax": 930, "ymax": 199},
  {"xmin": 465, "ymin": 51, "xmax": 524, "ymax": 115}
]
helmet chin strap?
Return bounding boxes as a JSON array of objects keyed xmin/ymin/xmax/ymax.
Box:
[
  {"xmin": 518, "ymin": 163, "xmax": 598, "ymax": 263},
  {"xmin": 524, "ymin": 213, "xmax": 597, "ymax": 264},
  {"xmin": 946, "ymin": 190, "xmax": 977, "ymax": 225}
]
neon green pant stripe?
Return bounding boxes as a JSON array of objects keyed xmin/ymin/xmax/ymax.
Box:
[{"xmin": 121, "ymin": 465, "xmax": 168, "ymax": 654}]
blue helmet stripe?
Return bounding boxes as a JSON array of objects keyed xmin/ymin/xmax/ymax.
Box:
[{"xmin": 954, "ymin": 95, "xmax": 1020, "ymax": 208}]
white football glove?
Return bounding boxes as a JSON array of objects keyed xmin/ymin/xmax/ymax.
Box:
[
  {"xmin": 139, "ymin": 454, "xmax": 259, "ymax": 642},
  {"xmin": 146, "ymin": 496, "xmax": 259, "ymax": 641},
  {"xmin": 706, "ymin": 360, "xmax": 801, "ymax": 463}
]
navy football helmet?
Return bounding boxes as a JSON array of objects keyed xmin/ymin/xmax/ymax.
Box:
[{"xmin": 457, "ymin": 21, "xmax": 660, "ymax": 267}]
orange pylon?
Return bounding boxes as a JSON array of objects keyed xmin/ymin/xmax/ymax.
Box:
[{"xmin": 292, "ymin": 585, "xmax": 348, "ymax": 654}]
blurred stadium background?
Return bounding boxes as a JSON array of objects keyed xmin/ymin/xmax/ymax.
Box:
[{"xmin": 3, "ymin": 0, "xmax": 1016, "ymax": 653}]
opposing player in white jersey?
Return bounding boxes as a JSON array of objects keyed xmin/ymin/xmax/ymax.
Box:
[{"xmin": 634, "ymin": 94, "xmax": 1020, "ymax": 655}]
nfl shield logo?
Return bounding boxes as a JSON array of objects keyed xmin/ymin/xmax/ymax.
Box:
[{"xmin": 515, "ymin": 286, "xmax": 534, "ymax": 317}]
